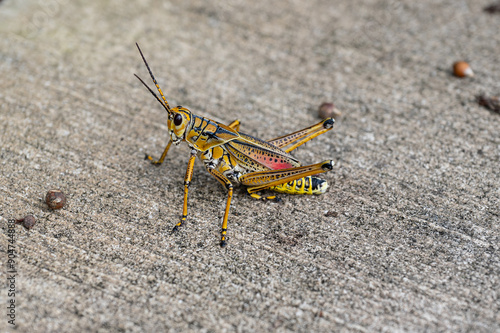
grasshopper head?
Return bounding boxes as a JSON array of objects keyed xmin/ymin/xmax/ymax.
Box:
[{"xmin": 168, "ymin": 106, "xmax": 192, "ymax": 144}]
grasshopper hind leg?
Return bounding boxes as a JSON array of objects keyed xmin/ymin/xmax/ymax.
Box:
[{"xmin": 241, "ymin": 160, "xmax": 333, "ymax": 194}]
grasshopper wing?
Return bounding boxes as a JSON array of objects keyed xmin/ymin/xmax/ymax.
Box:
[{"xmin": 226, "ymin": 132, "xmax": 301, "ymax": 171}]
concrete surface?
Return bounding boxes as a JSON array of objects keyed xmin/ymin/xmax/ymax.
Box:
[{"xmin": 0, "ymin": 0, "xmax": 499, "ymax": 332}]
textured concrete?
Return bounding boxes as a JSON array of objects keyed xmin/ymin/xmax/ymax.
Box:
[{"xmin": 0, "ymin": 0, "xmax": 499, "ymax": 332}]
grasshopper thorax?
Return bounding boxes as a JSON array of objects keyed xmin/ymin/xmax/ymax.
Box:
[{"xmin": 168, "ymin": 106, "xmax": 192, "ymax": 144}]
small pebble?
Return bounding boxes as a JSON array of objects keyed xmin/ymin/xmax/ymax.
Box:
[
  {"xmin": 324, "ymin": 210, "xmax": 339, "ymax": 217},
  {"xmin": 484, "ymin": 2, "xmax": 500, "ymax": 14},
  {"xmin": 477, "ymin": 94, "xmax": 500, "ymax": 114},
  {"xmin": 45, "ymin": 189, "xmax": 66, "ymax": 210},
  {"xmin": 453, "ymin": 61, "xmax": 474, "ymax": 78},
  {"xmin": 16, "ymin": 215, "xmax": 37, "ymax": 230},
  {"xmin": 318, "ymin": 102, "xmax": 342, "ymax": 119}
]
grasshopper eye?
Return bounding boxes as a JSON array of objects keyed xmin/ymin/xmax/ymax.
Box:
[{"xmin": 174, "ymin": 113, "xmax": 183, "ymax": 126}]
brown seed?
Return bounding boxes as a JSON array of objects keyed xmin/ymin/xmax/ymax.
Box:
[
  {"xmin": 318, "ymin": 102, "xmax": 342, "ymax": 119},
  {"xmin": 45, "ymin": 189, "xmax": 66, "ymax": 209},
  {"xmin": 453, "ymin": 61, "xmax": 474, "ymax": 78},
  {"xmin": 324, "ymin": 210, "xmax": 338, "ymax": 217},
  {"xmin": 477, "ymin": 94, "xmax": 500, "ymax": 114},
  {"xmin": 484, "ymin": 3, "xmax": 500, "ymax": 14},
  {"xmin": 16, "ymin": 215, "xmax": 37, "ymax": 230}
]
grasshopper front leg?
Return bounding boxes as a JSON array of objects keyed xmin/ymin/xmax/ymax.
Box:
[
  {"xmin": 145, "ymin": 139, "xmax": 173, "ymax": 165},
  {"xmin": 172, "ymin": 149, "xmax": 197, "ymax": 233}
]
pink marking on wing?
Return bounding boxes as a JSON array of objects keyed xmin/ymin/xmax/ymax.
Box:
[{"xmin": 253, "ymin": 155, "xmax": 294, "ymax": 170}]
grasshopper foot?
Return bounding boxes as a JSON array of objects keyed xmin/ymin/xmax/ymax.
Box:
[
  {"xmin": 249, "ymin": 192, "xmax": 280, "ymax": 202},
  {"xmin": 220, "ymin": 228, "xmax": 228, "ymax": 247},
  {"xmin": 172, "ymin": 216, "xmax": 187, "ymax": 233},
  {"xmin": 145, "ymin": 154, "xmax": 163, "ymax": 166}
]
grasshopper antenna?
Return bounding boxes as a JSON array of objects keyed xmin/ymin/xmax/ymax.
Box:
[
  {"xmin": 134, "ymin": 73, "xmax": 171, "ymax": 114},
  {"xmin": 135, "ymin": 43, "xmax": 172, "ymax": 114}
]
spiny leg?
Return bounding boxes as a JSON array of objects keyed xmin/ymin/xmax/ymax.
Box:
[
  {"xmin": 206, "ymin": 168, "xmax": 233, "ymax": 247},
  {"xmin": 172, "ymin": 150, "xmax": 197, "ymax": 232},
  {"xmin": 227, "ymin": 118, "xmax": 334, "ymax": 154},
  {"xmin": 145, "ymin": 139, "xmax": 173, "ymax": 165},
  {"xmin": 268, "ymin": 118, "xmax": 334, "ymax": 153},
  {"xmin": 239, "ymin": 160, "xmax": 334, "ymax": 194},
  {"xmin": 263, "ymin": 119, "xmax": 334, "ymax": 197},
  {"xmin": 230, "ymin": 119, "xmax": 334, "ymax": 199}
]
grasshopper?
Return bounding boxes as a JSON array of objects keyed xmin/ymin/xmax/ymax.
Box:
[{"xmin": 135, "ymin": 44, "xmax": 335, "ymax": 247}]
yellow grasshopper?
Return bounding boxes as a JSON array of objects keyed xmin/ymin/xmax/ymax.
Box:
[{"xmin": 135, "ymin": 44, "xmax": 335, "ymax": 247}]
